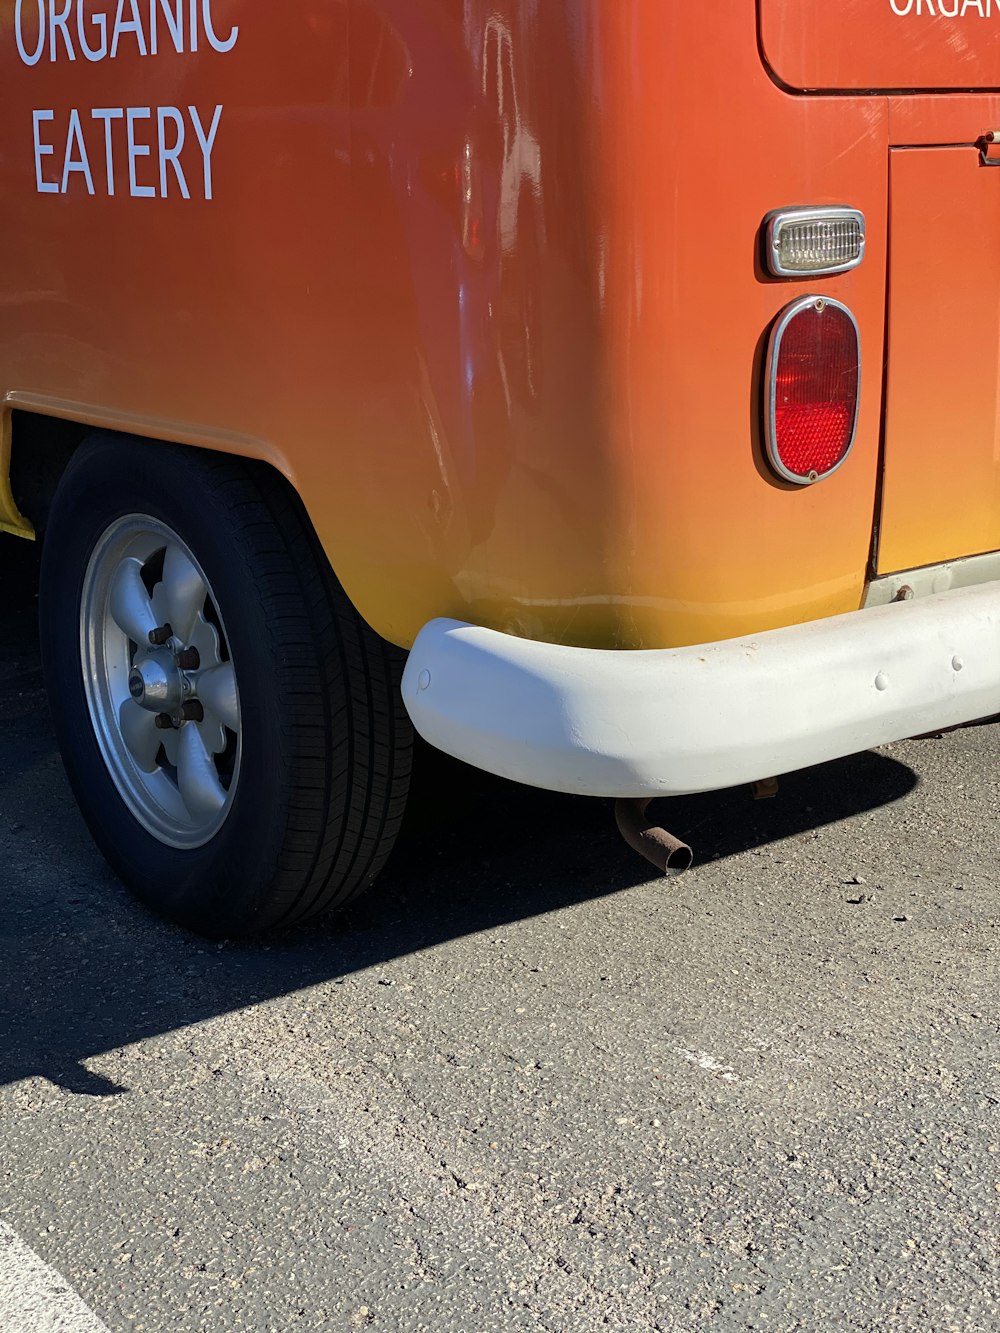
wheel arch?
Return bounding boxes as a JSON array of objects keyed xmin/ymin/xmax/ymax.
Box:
[
  {"xmin": 3, "ymin": 399, "xmax": 300, "ymax": 540},
  {"xmin": 3, "ymin": 402, "xmax": 412, "ymax": 654}
]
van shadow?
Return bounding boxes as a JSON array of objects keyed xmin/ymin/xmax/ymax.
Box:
[{"xmin": 0, "ymin": 539, "xmax": 920, "ymax": 1094}]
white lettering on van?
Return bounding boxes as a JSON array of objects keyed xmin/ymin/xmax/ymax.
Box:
[
  {"xmin": 188, "ymin": 104, "xmax": 222, "ymax": 200},
  {"xmin": 61, "ymin": 109, "xmax": 95, "ymax": 194},
  {"xmin": 91, "ymin": 108, "xmax": 124, "ymax": 195},
  {"xmin": 16, "ymin": 0, "xmax": 45, "ymax": 65},
  {"xmin": 891, "ymin": 0, "xmax": 998, "ymax": 12},
  {"xmin": 32, "ymin": 110, "xmax": 58, "ymax": 192},
  {"xmin": 49, "ymin": 0, "xmax": 76, "ymax": 61},
  {"xmin": 15, "ymin": 0, "xmax": 243, "ymax": 62},
  {"xmin": 111, "ymin": 0, "xmax": 149, "ymax": 59},
  {"xmin": 77, "ymin": 4, "xmax": 108, "ymax": 60},
  {"xmin": 150, "ymin": 0, "xmax": 184, "ymax": 56},
  {"xmin": 20, "ymin": 5, "xmax": 238, "ymax": 202},
  {"xmin": 126, "ymin": 107, "xmax": 156, "ymax": 196},
  {"xmin": 203, "ymin": 1, "xmax": 238, "ymax": 53},
  {"xmin": 33, "ymin": 105, "xmax": 220, "ymax": 200},
  {"xmin": 157, "ymin": 107, "xmax": 190, "ymax": 199}
]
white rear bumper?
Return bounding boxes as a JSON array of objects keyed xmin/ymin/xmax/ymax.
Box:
[{"xmin": 400, "ymin": 581, "xmax": 1000, "ymax": 797}]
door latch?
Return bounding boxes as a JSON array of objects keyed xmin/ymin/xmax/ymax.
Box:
[{"xmin": 976, "ymin": 131, "xmax": 1000, "ymax": 166}]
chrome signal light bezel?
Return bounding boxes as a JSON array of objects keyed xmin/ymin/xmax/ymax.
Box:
[
  {"xmin": 764, "ymin": 206, "xmax": 866, "ymax": 278},
  {"xmin": 765, "ymin": 295, "xmax": 862, "ymax": 487}
]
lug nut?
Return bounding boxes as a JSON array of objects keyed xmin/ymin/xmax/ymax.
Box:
[
  {"xmin": 154, "ymin": 713, "xmax": 174, "ymax": 731},
  {"xmin": 181, "ymin": 701, "xmax": 205, "ymax": 724},
  {"xmin": 148, "ymin": 623, "xmax": 173, "ymax": 647},
  {"xmin": 176, "ymin": 647, "xmax": 201, "ymax": 671}
]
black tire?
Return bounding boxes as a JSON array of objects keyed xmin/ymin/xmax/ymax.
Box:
[{"xmin": 39, "ymin": 434, "xmax": 412, "ymax": 936}]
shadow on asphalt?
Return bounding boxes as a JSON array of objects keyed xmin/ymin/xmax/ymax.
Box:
[{"xmin": 0, "ymin": 537, "xmax": 919, "ymax": 1094}]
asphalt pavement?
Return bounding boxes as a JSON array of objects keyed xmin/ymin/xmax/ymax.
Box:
[{"xmin": 0, "ymin": 535, "xmax": 997, "ymax": 1332}]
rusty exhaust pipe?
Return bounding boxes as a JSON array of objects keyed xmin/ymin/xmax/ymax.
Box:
[{"xmin": 615, "ymin": 798, "xmax": 693, "ymax": 876}]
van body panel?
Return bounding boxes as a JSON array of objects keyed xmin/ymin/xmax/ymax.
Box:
[
  {"xmin": 0, "ymin": 1, "xmax": 985, "ymax": 651},
  {"xmin": 889, "ymin": 92, "xmax": 1000, "ymax": 144},
  {"xmin": 878, "ymin": 145, "xmax": 1000, "ymax": 573},
  {"xmin": 2, "ymin": 2, "xmax": 890, "ymax": 650},
  {"xmin": 574, "ymin": 8, "xmax": 889, "ymax": 649},
  {"xmin": 759, "ymin": 0, "xmax": 1000, "ymax": 93}
]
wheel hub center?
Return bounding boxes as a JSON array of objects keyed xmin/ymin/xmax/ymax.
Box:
[{"xmin": 128, "ymin": 650, "xmax": 186, "ymax": 715}]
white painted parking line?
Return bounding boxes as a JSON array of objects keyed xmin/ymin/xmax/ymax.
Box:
[{"xmin": 0, "ymin": 1223, "xmax": 111, "ymax": 1333}]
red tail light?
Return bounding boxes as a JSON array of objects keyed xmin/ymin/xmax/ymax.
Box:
[{"xmin": 765, "ymin": 296, "xmax": 860, "ymax": 485}]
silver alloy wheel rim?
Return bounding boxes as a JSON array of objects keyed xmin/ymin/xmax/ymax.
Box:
[{"xmin": 80, "ymin": 515, "xmax": 242, "ymax": 850}]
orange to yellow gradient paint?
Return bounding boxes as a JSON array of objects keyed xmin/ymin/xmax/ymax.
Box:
[{"xmin": 2, "ymin": 1, "xmax": 999, "ymax": 650}]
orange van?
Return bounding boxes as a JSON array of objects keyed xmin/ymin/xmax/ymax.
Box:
[{"xmin": 3, "ymin": 1, "xmax": 1000, "ymax": 934}]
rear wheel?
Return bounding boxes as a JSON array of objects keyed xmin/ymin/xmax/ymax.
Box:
[{"xmin": 40, "ymin": 435, "xmax": 412, "ymax": 936}]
